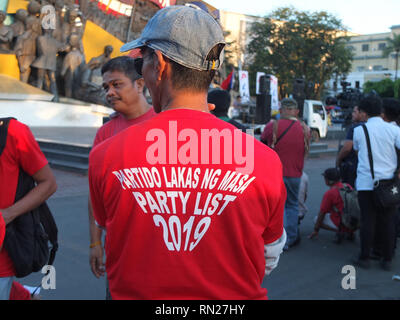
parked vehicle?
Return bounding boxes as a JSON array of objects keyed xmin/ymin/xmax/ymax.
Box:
[{"xmin": 303, "ymin": 100, "xmax": 328, "ymax": 142}]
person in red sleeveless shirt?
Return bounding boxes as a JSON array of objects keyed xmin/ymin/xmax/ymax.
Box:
[
  {"xmin": 261, "ymin": 98, "xmax": 310, "ymax": 250},
  {"xmin": 89, "ymin": 6, "xmax": 287, "ymax": 299},
  {"xmin": 88, "ymin": 56, "xmax": 155, "ymax": 282},
  {"xmin": 0, "ymin": 119, "xmax": 57, "ymax": 300}
]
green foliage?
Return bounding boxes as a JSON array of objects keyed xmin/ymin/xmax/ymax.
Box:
[
  {"xmin": 247, "ymin": 6, "xmax": 353, "ymax": 99},
  {"xmin": 363, "ymin": 79, "xmax": 396, "ymax": 98},
  {"xmin": 394, "ymin": 79, "xmax": 400, "ymax": 99},
  {"xmin": 383, "ymin": 34, "xmax": 400, "ymax": 80}
]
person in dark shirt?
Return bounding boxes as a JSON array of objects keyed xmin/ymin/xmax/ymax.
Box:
[
  {"xmin": 336, "ymin": 106, "xmax": 368, "ymax": 187},
  {"xmin": 207, "ymin": 89, "xmax": 249, "ymax": 132}
]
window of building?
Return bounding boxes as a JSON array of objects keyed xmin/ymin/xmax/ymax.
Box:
[
  {"xmin": 373, "ymin": 65, "xmax": 383, "ymax": 71},
  {"xmin": 362, "ymin": 44, "xmax": 369, "ymax": 52},
  {"xmin": 357, "ymin": 66, "xmax": 365, "ymax": 72},
  {"xmin": 378, "ymin": 43, "xmax": 386, "ymax": 50}
]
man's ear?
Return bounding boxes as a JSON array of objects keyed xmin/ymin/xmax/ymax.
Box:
[
  {"xmin": 135, "ymin": 78, "xmax": 145, "ymax": 94},
  {"xmin": 154, "ymin": 50, "xmax": 168, "ymax": 81}
]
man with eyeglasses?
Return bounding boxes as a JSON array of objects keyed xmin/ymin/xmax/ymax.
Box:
[{"xmin": 89, "ymin": 5, "xmax": 286, "ymax": 300}]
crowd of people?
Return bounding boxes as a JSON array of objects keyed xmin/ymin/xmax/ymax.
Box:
[{"xmin": 1, "ymin": 4, "xmax": 400, "ymax": 301}]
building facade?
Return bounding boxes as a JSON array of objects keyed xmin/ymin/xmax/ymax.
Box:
[{"xmin": 344, "ymin": 25, "xmax": 400, "ymax": 88}]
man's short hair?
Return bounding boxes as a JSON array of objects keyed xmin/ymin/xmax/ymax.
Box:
[
  {"xmin": 208, "ymin": 89, "xmax": 231, "ymax": 117},
  {"xmin": 101, "ymin": 56, "xmax": 142, "ymax": 84},
  {"xmin": 358, "ymin": 95, "xmax": 382, "ymax": 117},
  {"xmin": 280, "ymin": 98, "xmax": 298, "ymax": 110},
  {"xmin": 382, "ymin": 98, "xmax": 400, "ymax": 122}
]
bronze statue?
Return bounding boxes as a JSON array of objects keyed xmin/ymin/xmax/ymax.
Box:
[
  {"xmin": 74, "ymin": 45, "xmax": 113, "ymax": 104},
  {"xmin": 61, "ymin": 34, "xmax": 84, "ymax": 98},
  {"xmin": 0, "ymin": 11, "xmax": 14, "ymax": 53},
  {"xmin": 31, "ymin": 28, "xmax": 68, "ymax": 101},
  {"xmin": 14, "ymin": 16, "xmax": 41, "ymax": 82},
  {"xmin": 10, "ymin": 9, "xmax": 28, "ymax": 44}
]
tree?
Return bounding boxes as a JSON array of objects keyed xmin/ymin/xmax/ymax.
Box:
[
  {"xmin": 247, "ymin": 7, "xmax": 353, "ymax": 99},
  {"xmin": 383, "ymin": 34, "xmax": 400, "ymax": 81}
]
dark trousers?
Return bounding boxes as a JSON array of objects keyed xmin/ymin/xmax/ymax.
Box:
[{"xmin": 358, "ymin": 191, "xmax": 397, "ymax": 261}]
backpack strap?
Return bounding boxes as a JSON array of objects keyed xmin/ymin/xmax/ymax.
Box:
[
  {"xmin": 361, "ymin": 124, "xmax": 375, "ymax": 181},
  {"xmin": 0, "ymin": 117, "xmax": 16, "ymax": 156},
  {"xmin": 271, "ymin": 119, "xmax": 296, "ymax": 148}
]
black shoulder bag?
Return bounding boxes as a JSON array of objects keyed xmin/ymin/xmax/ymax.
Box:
[
  {"xmin": 0, "ymin": 118, "xmax": 58, "ymax": 278},
  {"xmin": 362, "ymin": 124, "xmax": 400, "ymax": 208}
]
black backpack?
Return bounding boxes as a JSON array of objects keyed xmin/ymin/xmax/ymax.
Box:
[{"xmin": 0, "ymin": 117, "xmax": 58, "ymax": 278}]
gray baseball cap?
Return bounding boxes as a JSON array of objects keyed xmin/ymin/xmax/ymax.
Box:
[
  {"xmin": 120, "ymin": 5, "xmax": 226, "ymax": 71},
  {"xmin": 280, "ymin": 98, "xmax": 298, "ymax": 109}
]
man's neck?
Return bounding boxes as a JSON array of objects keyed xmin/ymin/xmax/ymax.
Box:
[
  {"xmin": 123, "ymin": 98, "xmax": 151, "ymax": 120},
  {"xmin": 162, "ymin": 89, "xmax": 210, "ymax": 113}
]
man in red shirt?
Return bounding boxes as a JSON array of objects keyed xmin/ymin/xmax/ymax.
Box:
[
  {"xmin": 309, "ymin": 168, "xmax": 346, "ymax": 240},
  {"xmin": 0, "ymin": 118, "xmax": 57, "ymax": 300},
  {"xmin": 88, "ymin": 56, "xmax": 155, "ymax": 280},
  {"xmin": 261, "ymin": 98, "xmax": 310, "ymax": 250},
  {"xmin": 89, "ymin": 5, "xmax": 286, "ymax": 299}
]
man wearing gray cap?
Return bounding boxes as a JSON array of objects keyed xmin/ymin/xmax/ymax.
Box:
[
  {"xmin": 261, "ymin": 98, "xmax": 310, "ymax": 251},
  {"xmin": 89, "ymin": 5, "xmax": 286, "ymax": 300}
]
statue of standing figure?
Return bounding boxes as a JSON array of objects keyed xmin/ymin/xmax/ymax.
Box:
[
  {"xmin": 61, "ymin": 34, "xmax": 84, "ymax": 98},
  {"xmin": 0, "ymin": 11, "xmax": 14, "ymax": 53},
  {"xmin": 31, "ymin": 28, "xmax": 68, "ymax": 101},
  {"xmin": 14, "ymin": 16, "xmax": 41, "ymax": 82}
]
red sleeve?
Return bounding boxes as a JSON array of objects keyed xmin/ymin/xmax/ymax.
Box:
[
  {"xmin": 320, "ymin": 189, "xmax": 334, "ymax": 214},
  {"xmin": 9, "ymin": 282, "xmax": 31, "ymax": 300},
  {"xmin": 0, "ymin": 212, "xmax": 5, "ymax": 248},
  {"xmin": 93, "ymin": 126, "xmax": 106, "ymax": 148},
  {"xmin": 88, "ymin": 147, "xmax": 107, "ymax": 228},
  {"xmin": 11, "ymin": 120, "xmax": 48, "ymax": 176},
  {"xmin": 262, "ymin": 158, "xmax": 286, "ymax": 244},
  {"xmin": 260, "ymin": 121, "xmax": 273, "ymax": 145}
]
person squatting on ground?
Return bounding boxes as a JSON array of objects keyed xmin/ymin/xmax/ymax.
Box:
[
  {"xmin": 89, "ymin": 5, "xmax": 287, "ymax": 299},
  {"xmin": 0, "ymin": 119, "xmax": 57, "ymax": 300},
  {"xmin": 261, "ymin": 98, "xmax": 310, "ymax": 250},
  {"xmin": 336, "ymin": 105, "xmax": 368, "ymax": 188},
  {"xmin": 88, "ymin": 57, "xmax": 155, "ymax": 283},
  {"xmin": 308, "ymin": 168, "xmax": 354, "ymax": 242},
  {"xmin": 352, "ymin": 96, "xmax": 400, "ymax": 271}
]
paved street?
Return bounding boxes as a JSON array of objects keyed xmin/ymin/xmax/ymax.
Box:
[{"xmin": 18, "ymin": 152, "xmax": 400, "ymax": 300}]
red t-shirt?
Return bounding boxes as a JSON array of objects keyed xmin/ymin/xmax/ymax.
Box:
[
  {"xmin": 0, "ymin": 119, "xmax": 48, "ymax": 277},
  {"xmin": 261, "ymin": 119, "xmax": 307, "ymax": 178},
  {"xmin": 320, "ymin": 182, "xmax": 345, "ymax": 227},
  {"xmin": 89, "ymin": 109, "xmax": 286, "ymax": 300},
  {"xmin": 0, "ymin": 212, "xmax": 4, "ymax": 248},
  {"xmin": 93, "ymin": 108, "xmax": 156, "ymax": 147}
]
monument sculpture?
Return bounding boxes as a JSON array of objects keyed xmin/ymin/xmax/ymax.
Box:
[
  {"xmin": 0, "ymin": 11, "xmax": 13, "ymax": 52},
  {"xmin": 14, "ymin": 16, "xmax": 41, "ymax": 82},
  {"xmin": 31, "ymin": 28, "xmax": 68, "ymax": 101}
]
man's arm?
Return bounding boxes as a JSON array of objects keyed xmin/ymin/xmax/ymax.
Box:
[
  {"xmin": 88, "ymin": 198, "xmax": 105, "ymax": 278},
  {"xmin": 308, "ymin": 211, "xmax": 326, "ymax": 239},
  {"xmin": 1, "ymin": 164, "xmax": 57, "ymax": 225},
  {"xmin": 336, "ymin": 140, "xmax": 353, "ymax": 167}
]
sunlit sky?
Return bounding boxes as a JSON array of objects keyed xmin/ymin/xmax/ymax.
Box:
[{"xmin": 206, "ymin": 0, "xmax": 400, "ymax": 35}]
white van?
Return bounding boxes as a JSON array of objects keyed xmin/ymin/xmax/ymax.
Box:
[{"xmin": 303, "ymin": 100, "xmax": 328, "ymax": 142}]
